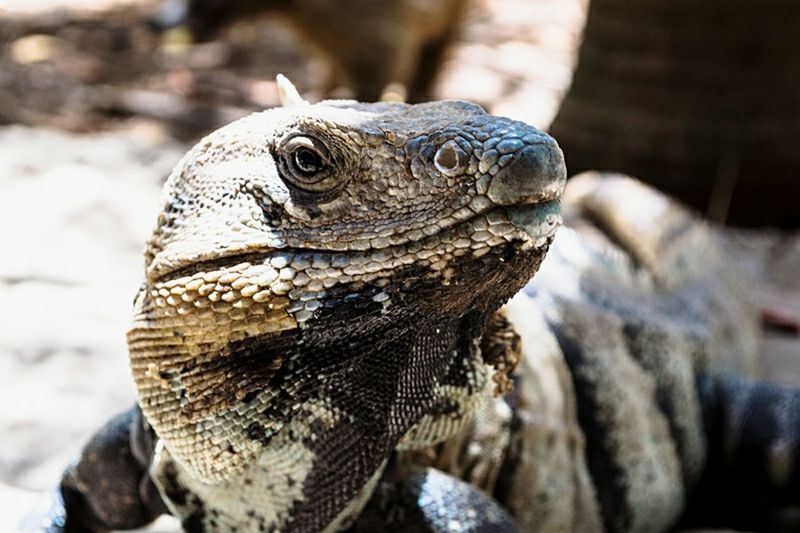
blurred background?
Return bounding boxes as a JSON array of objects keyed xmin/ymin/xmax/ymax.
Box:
[{"xmin": 0, "ymin": 0, "xmax": 797, "ymax": 530}]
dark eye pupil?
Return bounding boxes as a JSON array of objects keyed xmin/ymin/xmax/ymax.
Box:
[{"xmin": 294, "ymin": 148, "xmax": 323, "ymax": 175}]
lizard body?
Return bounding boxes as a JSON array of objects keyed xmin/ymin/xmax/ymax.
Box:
[
  {"xmin": 408, "ymin": 173, "xmax": 767, "ymax": 531},
  {"xmin": 22, "ymin": 94, "xmax": 800, "ymax": 532}
]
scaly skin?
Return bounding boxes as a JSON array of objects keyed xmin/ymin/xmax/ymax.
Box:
[
  {"xmin": 133, "ymin": 100, "xmax": 562, "ymax": 531},
  {"xmin": 21, "ymin": 100, "xmax": 800, "ymax": 533},
  {"xmin": 415, "ymin": 173, "xmax": 799, "ymax": 532},
  {"xmin": 79, "ymin": 98, "xmax": 559, "ymax": 532}
]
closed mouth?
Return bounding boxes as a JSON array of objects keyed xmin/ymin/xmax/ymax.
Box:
[
  {"xmin": 504, "ymin": 199, "xmax": 562, "ymax": 244},
  {"xmin": 150, "ymin": 196, "xmax": 561, "ymax": 283}
]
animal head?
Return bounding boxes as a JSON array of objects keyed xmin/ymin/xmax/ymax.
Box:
[{"xmin": 129, "ymin": 83, "xmax": 564, "ymax": 528}]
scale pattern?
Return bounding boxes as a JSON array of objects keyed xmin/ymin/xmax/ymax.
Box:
[
  {"xmin": 29, "ymin": 98, "xmax": 800, "ymax": 533},
  {"xmin": 126, "ymin": 99, "xmax": 564, "ymax": 531}
]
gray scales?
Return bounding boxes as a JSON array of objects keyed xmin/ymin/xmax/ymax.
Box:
[{"xmin": 20, "ymin": 84, "xmax": 800, "ymax": 532}]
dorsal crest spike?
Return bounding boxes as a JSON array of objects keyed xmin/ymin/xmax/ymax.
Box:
[{"xmin": 276, "ymin": 74, "xmax": 308, "ymax": 107}]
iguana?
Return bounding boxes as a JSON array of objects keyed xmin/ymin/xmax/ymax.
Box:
[
  {"xmin": 153, "ymin": 0, "xmax": 469, "ymax": 102},
  {"xmin": 22, "ymin": 82, "xmax": 800, "ymax": 532}
]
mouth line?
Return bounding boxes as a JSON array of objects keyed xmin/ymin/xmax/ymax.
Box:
[{"xmin": 152, "ymin": 198, "xmax": 561, "ymax": 284}]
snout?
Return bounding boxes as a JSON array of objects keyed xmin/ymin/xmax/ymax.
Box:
[{"xmin": 484, "ymin": 132, "xmax": 566, "ymax": 206}]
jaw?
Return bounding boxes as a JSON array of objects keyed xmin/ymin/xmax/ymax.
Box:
[
  {"xmin": 133, "ymin": 195, "xmax": 560, "ymax": 529},
  {"xmin": 146, "ymin": 187, "xmax": 563, "ymax": 284},
  {"xmin": 130, "ymin": 204, "xmax": 558, "ymax": 464},
  {"xmin": 148, "ymin": 283, "xmax": 490, "ymax": 532},
  {"xmin": 274, "ymin": 237, "xmax": 556, "ymax": 530}
]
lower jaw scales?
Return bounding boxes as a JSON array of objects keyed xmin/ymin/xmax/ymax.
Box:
[{"xmin": 506, "ymin": 200, "xmax": 562, "ymax": 247}]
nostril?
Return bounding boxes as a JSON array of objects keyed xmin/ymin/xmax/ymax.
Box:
[{"xmin": 434, "ymin": 140, "xmax": 468, "ymax": 176}]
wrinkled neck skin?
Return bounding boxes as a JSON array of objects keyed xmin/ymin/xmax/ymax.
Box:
[
  {"xmin": 149, "ymin": 241, "xmax": 549, "ymax": 532},
  {"xmin": 152, "ymin": 293, "xmax": 489, "ymax": 532},
  {"xmin": 283, "ymin": 304, "xmax": 490, "ymax": 532}
]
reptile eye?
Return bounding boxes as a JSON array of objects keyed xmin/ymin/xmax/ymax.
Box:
[
  {"xmin": 293, "ymin": 147, "xmax": 324, "ymax": 175},
  {"xmin": 277, "ymin": 135, "xmax": 338, "ymax": 193}
]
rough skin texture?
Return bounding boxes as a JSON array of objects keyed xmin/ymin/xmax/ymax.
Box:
[
  {"xmin": 22, "ymin": 100, "xmax": 800, "ymax": 533},
  {"xmin": 465, "ymin": 173, "xmax": 763, "ymax": 532},
  {"xmin": 131, "ymin": 98, "xmax": 561, "ymax": 532}
]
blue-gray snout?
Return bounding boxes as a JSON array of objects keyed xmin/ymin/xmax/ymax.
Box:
[{"xmin": 484, "ymin": 132, "xmax": 566, "ymax": 206}]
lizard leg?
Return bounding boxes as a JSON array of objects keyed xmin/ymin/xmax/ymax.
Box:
[
  {"xmin": 683, "ymin": 374, "xmax": 800, "ymax": 530},
  {"xmin": 21, "ymin": 406, "xmax": 166, "ymax": 532}
]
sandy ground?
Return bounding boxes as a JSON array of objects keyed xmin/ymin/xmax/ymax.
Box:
[{"xmin": 0, "ymin": 0, "xmax": 798, "ymax": 531}]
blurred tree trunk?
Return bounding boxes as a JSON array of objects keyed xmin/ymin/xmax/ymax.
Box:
[{"xmin": 549, "ymin": 0, "xmax": 800, "ymax": 227}]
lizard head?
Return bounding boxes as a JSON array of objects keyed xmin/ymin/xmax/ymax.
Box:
[{"xmin": 129, "ymin": 97, "xmax": 564, "ymax": 529}]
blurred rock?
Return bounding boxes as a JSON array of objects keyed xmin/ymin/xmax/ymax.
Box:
[
  {"xmin": 549, "ymin": 0, "xmax": 800, "ymax": 227},
  {"xmin": 153, "ymin": 0, "xmax": 471, "ymax": 103}
]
